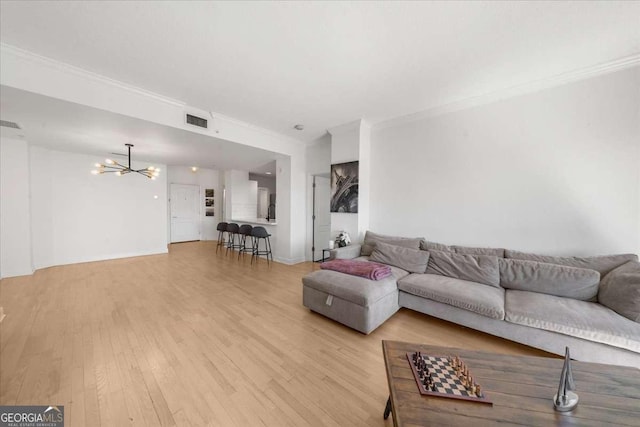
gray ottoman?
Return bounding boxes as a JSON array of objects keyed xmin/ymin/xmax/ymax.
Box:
[{"xmin": 302, "ymin": 268, "xmax": 404, "ymax": 334}]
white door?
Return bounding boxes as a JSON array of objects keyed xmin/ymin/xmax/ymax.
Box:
[
  {"xmin": 170, "ymin": 184, "xmax": 200, "ymax": 243},
  {"xmin": 314, "ymin": 176, "xmax": 331, "ymax": 261}
]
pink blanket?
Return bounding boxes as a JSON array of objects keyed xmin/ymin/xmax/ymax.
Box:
[{"xmin": 320, "ymin": 259, "xmax": 392, "ymax": 281}]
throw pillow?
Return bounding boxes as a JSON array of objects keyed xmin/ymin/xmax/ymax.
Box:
[
  {"xmin": 370, "ymin": 241, "xmax": 430, "ymax": 274},
  {"xmin": 420, "ymin": 240, "xmax": 454, "ymax": 253},
  {"xmin": 360, "ymin": 230, "xmax": 423, "ymax": 256},
  {"xmin": 426, "ymin": 250, "xmax": 500, "ymax": 287},
  {"xmin": 504, "ymin": 250, "xmax": 638, "ymax": 276},
  {"xmin": 453, "ymin": 245, "xmax": 505, "ymax": 258},
  {"xmin": 598, "ymin": 260, "xmax": 640, "ymax": 322},
  {"xmin": 498, "ymin": 258, "xmax": 600, "ymax": 301}
]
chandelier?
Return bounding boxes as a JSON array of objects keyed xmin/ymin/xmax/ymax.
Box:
[{"xmin": 91, "ymin": 144, "xmax": 160, "ymax": 179}]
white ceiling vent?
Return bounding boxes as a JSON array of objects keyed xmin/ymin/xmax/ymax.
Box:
[
  {"xmin": 186, "ymin": 114, "xmax": 208, "ymax": 129},
  {"xmin": 0, "ymin": 120, "xmax": 22, "ymax": 129}
]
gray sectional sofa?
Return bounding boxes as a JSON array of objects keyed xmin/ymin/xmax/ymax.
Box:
[{"xmin": 302, "ymin": 231, "xmax": 640, "ymax": 368}]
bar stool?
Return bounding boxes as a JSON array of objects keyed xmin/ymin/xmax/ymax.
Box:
[
  {"xmin": 216, "ymin": 222, "xmax": 228, "ymax": 253},
  {"xmin": 251, "ymin": 226, "xmax": 273, "ymax": 264},
  {"xmin": 237, "ymin": 224, "xmax": 254, "ymax": 260},
  {"xmin": 225, "ymin": 223, "xmax": 242, "ymax": 254}
]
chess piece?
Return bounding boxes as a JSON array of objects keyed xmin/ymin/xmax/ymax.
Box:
[
  {"xmin": 476, "ymin": 384, "xmax": 483, "ymax": 398},
  {"xmin": 554, "ymin": 347, "xmax": 579, "ymax": 412}
]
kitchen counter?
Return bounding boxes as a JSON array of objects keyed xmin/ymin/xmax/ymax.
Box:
[{"xmin": 231, "ymin": 218, "xmax": 277, "ymax": 226}]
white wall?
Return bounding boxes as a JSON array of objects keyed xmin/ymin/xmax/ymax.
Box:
[
  {"xmin": 329, "ymin": 120, "xmax": 372, "ymax": 243},
  {"xmin": 371, "ymin": 67, "xmax": 640, "ymax": 256},
  {"xmin": 0, "ymin": 137, "xmax": 33, "ymax": 278},
  {"xmin": 306, "ymin": 134, "xmax": 331, "ymax": 176},
  {"xmin": 30, "ymin": 147, "xmax": 167, "ymax": 268},
  {"xmin": 167, "ymin": 166, "xmax": 220, "ymax": 241},
  {"xmin": 330, "ymin": 122, "xmax": 360, "ymax": 241},
  {"xmin": 225, "ymin": 170, "xmax": 258, "ymax": 219}
]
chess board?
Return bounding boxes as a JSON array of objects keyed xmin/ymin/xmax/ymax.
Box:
[{"xmin": 406, "ymin": 352, "xmax": 492, "ymax": 404}]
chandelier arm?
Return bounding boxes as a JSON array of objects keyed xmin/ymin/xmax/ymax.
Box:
[
  {"xmin": 93, "ymin": 145, "xmax": 159, "ymax": 179},
  {"xmin": 113, "ymin": 161, "xmax": 127, "ymax": 169}
]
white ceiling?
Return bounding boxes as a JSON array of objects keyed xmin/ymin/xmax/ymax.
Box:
[
  {"xmin": 1, "ymin": 1, "xmax": 638, "ymax": 143},
  {"xmin": 0, "ymin": 85, "xmax": 279, "ymax": 171}
]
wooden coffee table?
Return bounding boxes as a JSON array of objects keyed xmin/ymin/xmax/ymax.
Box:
[{"xmin": 382, "ymin": 340, "xmax": 640, "ymax": 426}]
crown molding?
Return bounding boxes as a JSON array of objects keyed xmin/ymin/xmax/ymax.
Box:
[
  {"xmin": 373, "ymin": 53, "xmax": 640, "ymax": 131},
  {"xmin": 1, "ymin": 43, "xmax": 187, "ymax": 108}
]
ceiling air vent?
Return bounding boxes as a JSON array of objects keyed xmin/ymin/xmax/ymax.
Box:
[
  {"xmin": 0, "ymin": 120, "xmax": 22, "ymax": 129},
  {"xmin": 186, "ymin": 114, "xmax": 208, "ymax": 129}
]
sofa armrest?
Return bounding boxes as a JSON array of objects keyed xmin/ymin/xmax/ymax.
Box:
[{"xmin": 329, "ymin": 244, "xmax": 362, "ymax": 260}]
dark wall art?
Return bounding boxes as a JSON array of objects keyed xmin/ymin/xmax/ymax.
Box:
[{"xmin": 330, "ymin": 161, "xmax": 359, "ymax": 213}]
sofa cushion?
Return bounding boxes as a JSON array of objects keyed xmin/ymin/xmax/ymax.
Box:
[
  {"xmin": 505, "ymin": 290, "xmax": 640, "ymax": 353},
  {"xmin": 453, "ymin": 245, "xmax": 505, "ymax": 258},
  {"xmin": 398, "ymin": 273, "xmax": 505, "ymax": 320},
  {"xmin": 420, "ymin": 240, "xmax": 454, "ymax": 252},
  {"xmin": 361, "ymin": 231, "xmax": 423, "ymax": 256},
  {"xmin": 426, "ymin": 250, "xmax": 500, "ymax": 287},
  {"xmin": 370, "ymin": 241, "xmax": 430, "ymax": 274},
  {"xmin": 505, "ymin": 250, "xmax": 638, "ymax": 276},
  {"xmin": 498, "ymin": 258, "xmax": 600, "ymax": 301},
  {"xmin": 302, "ymin": 261, "xmax": 408, "ymax": 307},
  {"xmin": 599, "ymin": 261, "xmax": 640, "ymax": 322}
]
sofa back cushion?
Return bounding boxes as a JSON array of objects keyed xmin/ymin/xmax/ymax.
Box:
[
  {"xmin": 598, "ymin": 261, "xmax": 640, "ymax": 322},
  {"xmin": 505, "ymin": 250, "xmax": 638, "ymax": 276},
  {"xmin": 453, "ymin": 245, "xmax": 505, "ymax": 258},
  {"xmin": 361, "ymin": 231, "xmax": 422, "ymax": 256},
  {"xmin": 420, "ymin": 240, "xmax": 454, "ymax": 253},
  {"xmin": 426, "ymin": 250, "xmax": 500, "ymax": 287},
  {"xmin": 498, "ymin": 258, "xmax": 600, "ymax": 300},
  {"xmin": 370, "ymin": 241, "xmax": 430, "ymax": 274}
]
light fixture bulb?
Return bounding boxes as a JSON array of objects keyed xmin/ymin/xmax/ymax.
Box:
[
  {"xmin": 147, "ymin": 166, "xmax": 155, "ymax": 171},
  {"xmin": 265, "ymin": 172, "xmax": 272, "ymax": 175},
  {"xmin": 95, "ymin": 163, "xmax": 102, "ymax": 168},
  {"xmin": 151, "ymin": 176, "xmax": 157, "ymax": 180},
  {"xmin": 153, "ymin": 171, "xmax": 160, "ymax": 177},
  {"xmin": 91, "ymin": 170, "xmax": 99, "ymax": 175},
  {"xmin": 115, "ymin": 171, "xmax": 122, "ymax": 176},
  {"xmin": 191, "ymin": 166, "xmax": 198, "ymax": 172},
  {"xmin": 155, "ymin": 168, "xmax": 161, "ymax": 173},
  {"xmin": 105, "ymin": 158, "xmax": 115, "ymax": 165}
]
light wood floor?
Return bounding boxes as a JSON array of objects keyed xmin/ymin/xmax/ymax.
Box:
[{"xmin": 0, "ymin": 242, "xmax": 552, "ymax": 426}]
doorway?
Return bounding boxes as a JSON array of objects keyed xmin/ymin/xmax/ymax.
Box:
[
  {"xmin": 312, "ymin": 175, "xmax": 331, "ymax": 261},
  {"xmin": 170, "ymin": 183, "xmax": 200, "ymax": 243}
]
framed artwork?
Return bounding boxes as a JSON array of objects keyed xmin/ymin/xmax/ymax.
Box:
[
  {"xmin": 205, "ymin": 189, "xmax": 214, "ymax": 198},
  {"xmin": 330, "ymin": 161, "xmax": 359, "ymax": 213},
  {"xmin": 205, "ymin": 198, "xmax": 214, "ymax": 207},
  {"xmin": 205, "ymin": 209, "xmax": 214, "ymax": 217}
]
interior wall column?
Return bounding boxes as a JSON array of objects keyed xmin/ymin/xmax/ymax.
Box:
[{"xmin": 328, "ymin": 119, "xmax": 371, "ymax": 243}]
